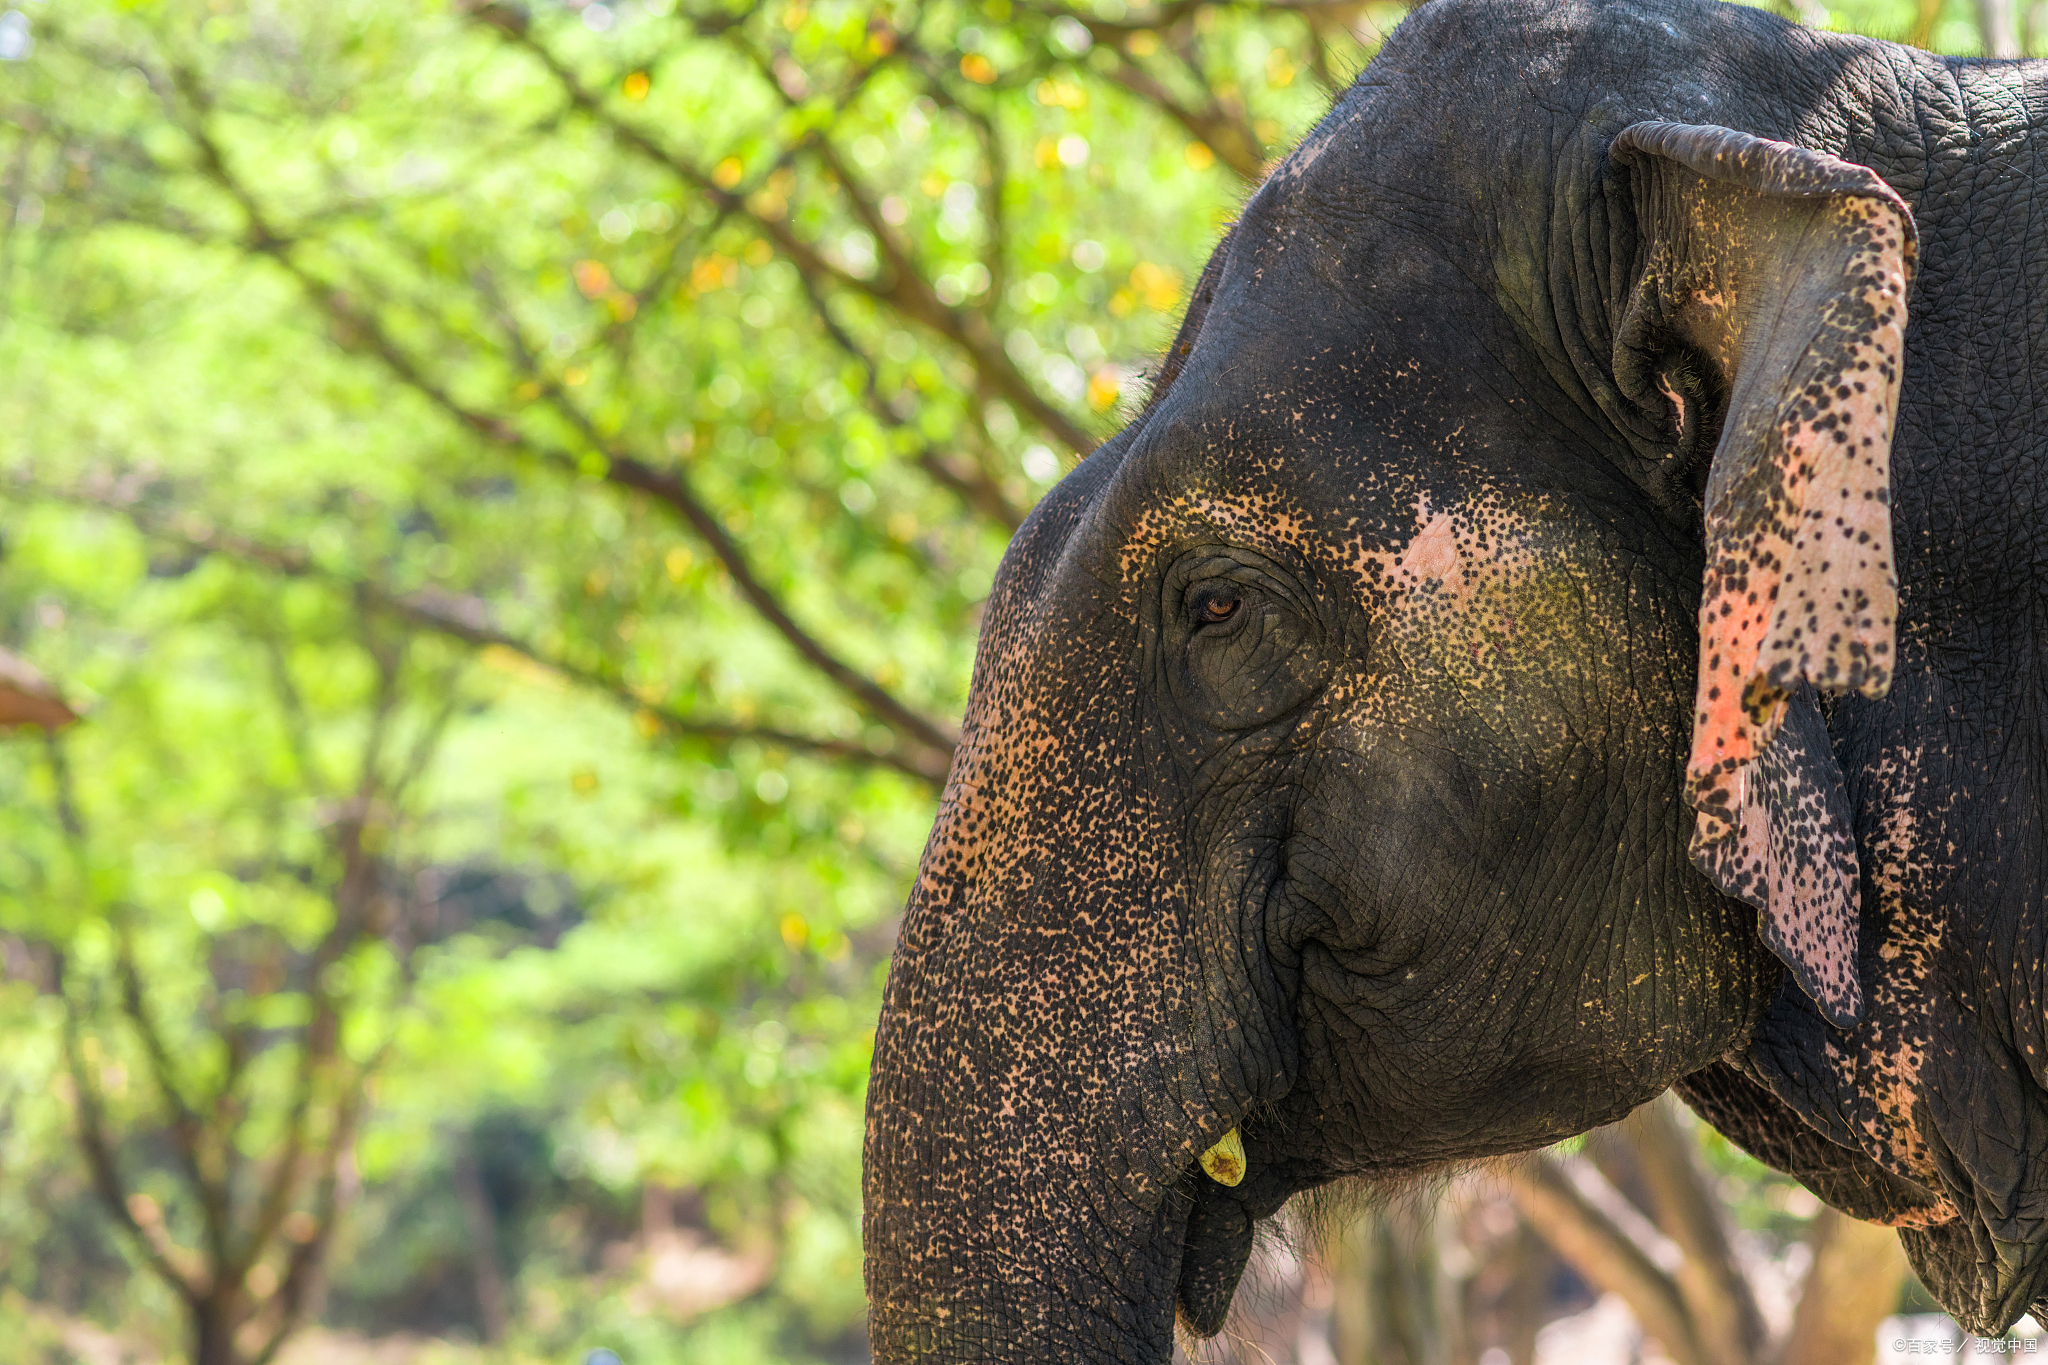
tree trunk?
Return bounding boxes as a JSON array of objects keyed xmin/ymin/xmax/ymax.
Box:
[
  {"xmin": 1506, "ymin": 1158, "xmax": 1707, "ymax": 1365},
  {"xmin": 190, "ymin": 1298, "xmax": 240, "ymax": 1365},
  {"xmin": 1500, "ymin": 1224, "xmax": 1547, "ymax": 1365},
  {"xmin": 453, "ymin": 1145, "xmax": 509, "ymax": 1343},
  {"xmin": 1982, "ymin": 0, "xmax": 2023, "ymax": 54},
  {"xmin": 1601, "ymin": 1101, "xmax": 1767, "ymax": 1365},
  {"xmin": 1328, "ymin": 1204, "xmax": 1448, "ymax": 1365},
  {"xmin": 1776, "ymin": 1210, "xmax": 1907, "ymax": 1365}
]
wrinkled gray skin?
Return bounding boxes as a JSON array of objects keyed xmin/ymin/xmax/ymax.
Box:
[{"xmin": 864, "ymin": 0, "xmax": 2048, "ymax": 1356}]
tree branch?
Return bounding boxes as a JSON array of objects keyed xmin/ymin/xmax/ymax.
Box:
[
  {"xmin": 795, "ymin": 266, "xmax": 1026, "ymax": 531},
  {"xmin": 1502, "ymin": 1155, "xmax": 1707, "ymax": 1365},
  {"xmin": 142, "ymin": 72, "xmax": 959, "ymax": 774},
  {"xmin": 1101, "ymin": 54, "xmax": 1266, "ymax": 182},
  {"xmin": 233, "ymin": 674, "xmax": 407, "ymax": 1297},
  {"xmin": 248, "ymin": 1043, "xmax": 384, "ymax": 1365},
  {"xmin": 43, "ymin": 740, "xmax": 210, "ymax": 1304},
  {"xmin": 1599, "ymin": 1099, "xmax": 1767, "ymax": 1365},
  {"xmin": 1775, "ymin": 1209, "xmax": 1906, "ymax": 1365},
  {"xmin": 58, "ymin": 975, "xmax": 210, "ymax": 1303},
  {"xmin": 259, "ymin": 633, "xmax": 327, "ymax": 794},
  {"xmin": 26, "ymin": 480, "xmax": 947, "ymax": 785},
  {"xmin": 113, "ymin": 930, "xmax": 234, "ymax": 1268},
  {"xmin": 1023, "ymin": 2, "xmax": 1268, "ymax": 180},
  {"xmin": 466, "ymin": 374, "xmax": 963, "ymax": 760},
  {"xmin": 466, "ymin": 1, "xmax": 1098, "ymax": 457}
]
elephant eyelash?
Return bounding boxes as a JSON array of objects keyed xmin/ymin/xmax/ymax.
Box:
[
  {"xmin": 1661, "ymin": 354, "xmax": 1704, "ymax": 393},
  {"xmin": 1654, "ymin": 350, "xmax": 1725, "ymax": 443},
  {"xmin": 1657, "ymin": 375, "xmax": 1690, "ymax": 434},
  {"xmin": 1655, "ymin": 363, "xmax": 1700, "ymax": 441},
  {"xmin": 1650, "ymin": 349, "xmax": 1727, "ymax": 503}
]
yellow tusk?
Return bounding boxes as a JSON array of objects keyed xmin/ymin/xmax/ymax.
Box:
[{"xmin": 1199, "ymin": 1128, "xmax": 1246, "ymax": 1187}]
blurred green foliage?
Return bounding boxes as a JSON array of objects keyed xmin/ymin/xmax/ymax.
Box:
[{"xmin": 0, "ymin": 0, "xmax": 2014, "ymax": 1360}]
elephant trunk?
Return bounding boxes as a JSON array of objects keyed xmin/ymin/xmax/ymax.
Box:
[
  {"xmin": 861, "ymin": 459, "xmax": 1275, "ymax": 1361},
  {"xmin": 861, "ymin": 864, "xmax": 1198, "ymax": 1362}
]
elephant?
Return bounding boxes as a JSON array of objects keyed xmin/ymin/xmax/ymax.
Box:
[{"xmin": 862, "ymin": 0, "xmax": 2048, "ymax": 1355}]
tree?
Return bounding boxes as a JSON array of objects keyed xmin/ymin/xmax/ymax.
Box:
[
  {"xmin": 1504, "ymin": 1098, "xmax": 1908, "ymax": 1365},
  {"xmin": 0, "ymin": 550, "xmax": 489, "ymax": 1365},
  {"xmin": 4, "ymin": 0, "xmax": 1363, "ymax": 791}
]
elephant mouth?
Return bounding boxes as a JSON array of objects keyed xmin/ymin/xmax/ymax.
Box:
[
  {"xmin": 1174, "ymin": 1169, "xmax": 1258, "ymax": 1338},
  {"xmin": 1172, "ymin": 1134, "xmax": 1312, "ymax": 1339}
]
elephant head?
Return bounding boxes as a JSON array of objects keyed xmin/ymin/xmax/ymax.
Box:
[{"xmin": 865, "ymin": 0, "xmax": 2048, "ymax": 1354}]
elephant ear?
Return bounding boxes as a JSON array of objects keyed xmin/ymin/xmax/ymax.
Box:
[{"xmin": 1609, "ymin": 121, "xmax": 1918, "ymax": 1028}]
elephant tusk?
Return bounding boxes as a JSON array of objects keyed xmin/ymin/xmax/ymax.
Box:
[{"xmin": 1199, "ymin": 1128, "xmax": 1246, "ymax": 1187}]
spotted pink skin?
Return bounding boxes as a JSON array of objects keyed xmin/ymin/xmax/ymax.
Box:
[
  {"xmin": 1691, "ymin": 690, "xmax": 1866, "ymax": 1024},
  {"xmin": 1821, "ymin": 746, "xmax": 1956, "ymax": 1223},
  {"xmin": 1685, "ymin": 198, "xmax": 1909, "ymax": 792},
  {"xmin": 1612, "ymin": 123, "xmax": 1917, "ymax": 1029},
  {"xmin": 1702, "ymin": 725, "xmax": 2039, "ymax": 1330},
  {"xmin": 865, "ymin": 475, "xmax": 1215, "ymax": 1358}
]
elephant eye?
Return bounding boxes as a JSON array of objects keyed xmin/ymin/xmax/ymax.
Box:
[
  {"xmin": 1166, "ymin": 551, "xmax": 1328, "ymax": 732},
  {"xmin": 1655, "ymin": 358, "xmax": 1703, "ymax": 442},
  {"xmin": 1190, "ymin": 586, "xmax": 1243, "ymax": 628},
  {"xmin": 1652, "ymin": 347, "xmax": 1725, "ymax": 493}
]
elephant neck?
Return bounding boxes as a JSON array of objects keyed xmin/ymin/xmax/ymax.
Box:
[{"xmin": 1873, "ymin": 57, "xmax": 2048, "ymax": 601}]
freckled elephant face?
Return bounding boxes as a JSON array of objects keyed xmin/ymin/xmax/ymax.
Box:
[
  {"xmin": 1120, "ymin": 435, "xmax": 1760, "ymax": 1172},
  {"xmin": 867, "ymin": 0, "xmax": 2048, "ymax": 1354},
  {"xmin": 865, "ymin": 359, "xmax": 1774, "ymax": 1354}
]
